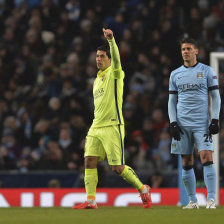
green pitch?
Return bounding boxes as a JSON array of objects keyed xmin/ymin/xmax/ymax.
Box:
[{"xmin": 0, "ymin": 206, "xmax": 223, "ymax": 224}]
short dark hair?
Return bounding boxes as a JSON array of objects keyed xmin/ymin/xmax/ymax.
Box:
[
  {"xmin": 97, "ymin": 43, "xmax": 111, "ymax": 58},
  {"xmin": 180, "ymin": 38, "xmax": 199, "ymax": 49}
]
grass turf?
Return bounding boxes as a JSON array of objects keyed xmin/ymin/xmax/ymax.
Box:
[{"xmin": 0, "ymin": 206, "xmax": 223, "ymax": 224}]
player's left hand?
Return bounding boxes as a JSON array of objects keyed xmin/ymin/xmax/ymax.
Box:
[
  {"xmin": 209, "ymin": 119, "xmax": 219, "ymax": 134},
  {"xmin": 103, "ymin": 28, "xmax": 113, "ymax": 40}
]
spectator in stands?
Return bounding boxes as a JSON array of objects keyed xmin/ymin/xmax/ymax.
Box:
[
  {"xmin": 48, "ymin": 178, "xmax": 61, "ymax": 188},
  {"xmin": 152, "ymin": 130, "xmax": 172, "ymax": 170},
  {"xmin": 38, "ymin": 140, "xmax": 65, "ymax": 170},
  {"xmin": 149, "ymin": 171, "xmax": 166, "ymax": 188},
  {"xmin": 151, "ymin": 108, "xmax": 169, "ymax": 146},
  {"xmin": 58, "ymin": 127, "xmax": 83, "ymax": 170},
  {"xmin": 0, "ymin": 145, "xmax": 16, "ymax": 169}
]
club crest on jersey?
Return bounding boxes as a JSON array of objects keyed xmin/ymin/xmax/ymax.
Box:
[
  {"xmin": 101, "ymin": 75, "xmax": 105, "ymax": 81},
  {"xmin": 197, "ymin": 73, "xmax": 203, "ymax": 78}
]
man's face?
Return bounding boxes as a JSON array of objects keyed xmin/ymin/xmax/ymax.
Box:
[
  {"xmin": 181, "ymin": 43, "xmax": 198, "ymax": 63},
  {"xmin": 96, "ymin": 50, "xmax": 111, "ymax": 71}
]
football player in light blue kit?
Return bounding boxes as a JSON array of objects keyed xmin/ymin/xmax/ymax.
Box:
[{"xmin": 168, "ymin": 38, "xmax": 221, "ymax": 209}]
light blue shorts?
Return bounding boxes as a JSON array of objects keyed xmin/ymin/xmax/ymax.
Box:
[{"xmin": 171, "ymin": 126, "xmax": 213, "ymax": 155}]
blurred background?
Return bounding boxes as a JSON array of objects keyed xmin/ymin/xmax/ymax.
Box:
[{"xmin": 0, "ymin": 0, "xmax": 223, "ymax": 190}]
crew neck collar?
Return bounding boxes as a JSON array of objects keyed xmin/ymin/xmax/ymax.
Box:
[{"xmin": 183, "ymin": 62, "xmax": 199, "ymax": 68}]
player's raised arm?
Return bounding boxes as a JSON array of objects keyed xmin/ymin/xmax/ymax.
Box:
[{"xmin": 102, "ymin": 28, "xmax": 121, "ymax": 70}]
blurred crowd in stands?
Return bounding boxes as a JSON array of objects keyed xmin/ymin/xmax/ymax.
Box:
[{"xmin": 0, "ymin": 0, "xmax": 224, "ymax": 186}]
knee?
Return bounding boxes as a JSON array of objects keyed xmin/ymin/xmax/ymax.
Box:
[
  {"xmin": 182, "ymin": 155, "xmax": 194, "ymax": 167},
  {"xmin": 201, "ymin": 155, "xmax": 212, "ymax": 162},
  {"xmin": 182, "ymin": 159, "xmax": 193, "ymax": 167},
  {"xmin": 182, "ymin": 165, "xmax": 193, "ymax": 171},
  {"xmin": 111, "ymin": 165, "xmax": 124, "ymax": 175},
  {"xmin": 200, "ymin": 151, "xmax": 213, "ymax": 164},
  {"xmin": 202, "ymin": 161, "xmax": 214, "ymax": 167}
]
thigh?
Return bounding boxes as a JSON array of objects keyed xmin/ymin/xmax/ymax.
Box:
[
  {"xmin": 193, "ymin": 129, "xmax": 213, "ymax": 152},
  {"xmin": 171, "ymin": 127, "xmax": 194, "ymax": 155},
  {"xmin": 84, "ymin": 127, "xmax": 106, "ymax": 162},
  {"xmin": 101, "ymin": 125, "xmax": 125, "ymax": 166}
]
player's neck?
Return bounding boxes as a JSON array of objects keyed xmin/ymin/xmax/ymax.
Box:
[{"xmin": 184, "ymin": 60, "xmax": 198, "ymax": 68}]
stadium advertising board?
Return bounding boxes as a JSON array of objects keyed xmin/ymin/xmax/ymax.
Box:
[{"xmin": 0, "ymin": 188, "xmax": 223, "ymax": 207}]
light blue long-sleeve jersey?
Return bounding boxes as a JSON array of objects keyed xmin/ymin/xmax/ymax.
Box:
[{"xmin": 168, "ymin": 62, "xmax": 221, "ymax": 127}]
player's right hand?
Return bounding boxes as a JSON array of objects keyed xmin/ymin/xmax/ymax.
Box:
[
  {"xmin": 170, "ymin": 121, "xmax": 183, "ymax": 141},
  {"xmin": 103, "ymin": 28, "xmax": 113, "ymax": 40}
]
